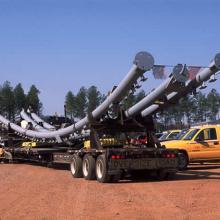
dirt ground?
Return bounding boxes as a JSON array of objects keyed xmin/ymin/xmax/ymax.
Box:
[{"xmin": 0, "ymin": 163, "xmax": 220, "ymax": 220}]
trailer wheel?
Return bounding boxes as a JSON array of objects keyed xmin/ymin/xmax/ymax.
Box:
[
  {"xmin": 82, "ymin": 154, "xmax": 96, "ymax": 180},
  {"xmin": 96, "ymin": 155, "xmax": 111, "ymax": 183},
  {"xmin": 178, "ymin": 152, "xmax": 188, "ymax": 170},
  {"xmin": 70, "ymin": 155, "xmax": 83, "ymax": 178}
]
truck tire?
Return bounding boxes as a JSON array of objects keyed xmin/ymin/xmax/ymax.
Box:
[
  {"xmin": 178, "ymin": 152, "xmax": 188, "ymax": 170},
  {"xmin": 70, "ymin": 155, "xmax": 83, "ymax": 178},
  {"xmin": 96, "ymin": 154, "xmax": 111, "ymax": 183},
  {"xmin": 82, "ymin": 154, "xmax": 96, "ymax": 180}
]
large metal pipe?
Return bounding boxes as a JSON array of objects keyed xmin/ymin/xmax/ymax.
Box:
[
  {"xmin": 141, "ymin": 53, "xmax": 220, "ymax": 117},
  {"xmin": 0, "ymin": 51, "xmax": 154, "ymax": 140},
  {"xmin": 125, "ymin": 64, "xmax": 189, "ymax": 118},
  {"xmin": 20, "ymin": 110, "xmax": 48, "ymax": 132},
  {"xmin": 30, "ymin": 112, "xmax": 56, "ymax": 130}
]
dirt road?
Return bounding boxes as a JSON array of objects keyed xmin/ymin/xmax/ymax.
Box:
[{"xmin": 0, "ymin": 163, "xmax": 220, "ymax": 220}]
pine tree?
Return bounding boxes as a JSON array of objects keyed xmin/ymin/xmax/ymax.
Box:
[
  {"xmin": 206, "ymin": 89, "xmax": 220, "ymax": 121},
  {"xmin": 65, "ymin": 91, "xmax": 76, "ymax": 119},
  {"xmin": 1, "ymin": 81, "xmax": 15, "ymax": 120},
  {"xmin": 87, "ymin": 86, "xmax": 102, "ymax": 113},
  {"xmin": 14, "ymin": 83, "xmax": 26, "ymax": 115},
  {"xmin": 75, "ymin": 87, "xmax": 87, "ymax": 118},
  {"xmin": 26, "ymin": 85, "xmax": 42, "ymax": 114}
]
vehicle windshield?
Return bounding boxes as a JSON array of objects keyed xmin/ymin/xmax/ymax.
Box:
[
  {"xmin": 158, "ymin": 132, "xmax": 169, "ymax": 140},
  {"xmin": 167, "ymin": 132, "xmax": 180, "ymax": 140},
  {"xmin": 183, "ymin": 129, "xmax": 199, "ymax": 140},
  {"xmin": 175, "ymin": 129, "xmax": 190, "ymax": 140}
]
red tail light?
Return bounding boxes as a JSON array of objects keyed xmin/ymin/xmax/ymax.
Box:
[{"xmin": 162, "ymin": 153, "xmax": 176, "ymax": 158}]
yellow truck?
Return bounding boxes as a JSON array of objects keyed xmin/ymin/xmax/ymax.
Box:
[{"xmin": 161, "ymin": 125, "xmax": 220, "ymax": 170}]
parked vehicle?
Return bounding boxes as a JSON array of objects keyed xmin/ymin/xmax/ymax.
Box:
[
  {"xmin": 161, "ymin": 125, "xmax": 220, "ymax": 170},
  {"xmin": 159, "ymin": 130, "xmax": 181, "ymax": 141}
]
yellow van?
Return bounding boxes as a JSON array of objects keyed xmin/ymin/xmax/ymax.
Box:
[{"xmin": 161, "ymin": 125, "xmax": 220, "ymax": 169}]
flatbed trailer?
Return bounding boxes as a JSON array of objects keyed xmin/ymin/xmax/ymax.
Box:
[{"xmin": 1, "ymin": 115, "xmax": 180, "ymax": 183}]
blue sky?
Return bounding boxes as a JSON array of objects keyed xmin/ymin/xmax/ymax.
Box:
[{"xmin": 0, "ymin": 0, "xmax": 219, "ymax": 115}]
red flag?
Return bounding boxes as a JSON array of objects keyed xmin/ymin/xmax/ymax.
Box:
[
  {"xmin": 188, "ymin": 66, "xmax": 201, "ymax": 80},
  {"xmin": 152, "ymin": 65, "xmax": 166, "ymax": 79}
]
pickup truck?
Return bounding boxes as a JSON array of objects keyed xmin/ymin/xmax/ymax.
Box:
[{"xmin": 161, "ymin": 125, "xmax": 220, "ymax": 169}]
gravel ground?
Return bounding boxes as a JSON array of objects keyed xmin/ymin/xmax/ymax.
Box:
[{"xmin": 0, "ymin": 163, "xmax": 220, "ymax": 220}]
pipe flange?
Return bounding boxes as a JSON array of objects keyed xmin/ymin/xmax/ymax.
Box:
[
  {"xmin": 133, "ymin": 51, "xmax": 154, "ymax": 71},
  {"xmin": 214, "ymin": 53, "xmax": 220, "ymax": 69},
  {"xmin": 173, "ymin": 64, "xmax": 189, "ymax": 83}
]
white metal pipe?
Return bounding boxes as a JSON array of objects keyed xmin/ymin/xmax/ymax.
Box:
[
  {"xmin": 125, "ymin": 64, "xmax": 189, "ymax": 118},
  {"xmin": 141, "ymin": 53, "xmax": 220, "ymax": 117},
  {"xmin": 0, "ymin": 51, "xmax": 154, "ymax": 140},
  {"xmin": 20, "ymin": 110, "xmax": 48, "ymax": 132},
  {"xmin": 31, "ymin": 112, "xmax": 55, "ymax": 130}
]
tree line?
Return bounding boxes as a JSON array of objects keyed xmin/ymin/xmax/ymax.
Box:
[
  {"xmin": 64, "ymin": 86, "xmax": 146, "ymax": 119},
  {"xmin": 0, "ymin": 81, "xmax": 42, "ymax": 120},
  {"xmin": 156, "ymin": 89, "xmax": 220, "ymax": 131},
  {"xmin": 65, "ymin": 87, "xmax": 220, "ymax": 130},
  {"xmin": 1, "ymin": 80, "xmax": 219, "ymax": 129}
]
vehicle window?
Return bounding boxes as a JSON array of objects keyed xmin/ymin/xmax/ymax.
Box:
[
  {"xmin": 195, "ymin": 128, "xmax": 217, "ymax": 141},
  {"xmin": 183, "ymin": 129, "xmax": 199, "ymax": 140},
  {"xmin": 155, "ymin": 133, "xmax": 163, "ymax": 139},
  {"xmin": 167, "ymin": 132, "xmax": 180, "ymax": 139},
  {"xmin": 158, "ymin": 132, "xmax": 169, "ymax": 140},
  {"xmin": 176, "ymin": 129, "xmax": 189, "ymax": 140}
]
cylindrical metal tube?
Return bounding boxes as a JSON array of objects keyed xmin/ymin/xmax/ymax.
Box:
[
  {"xmin": 0, "ymin": 51, "xmax": 154, "ymax": 140},
  {"xmin": 20, "ymin": 110, "xmax": 48, "ymax": 132},
  {"xmin": 141, "ymin": 54, "xmax": 220, "ymax": 117},
  {"xmin": 125, "ymin": 64, "xmax": 189, "ymax": 117},
  {"xmin": 31, "ymin": 112, "xmax": 55, "ymax": 130}
]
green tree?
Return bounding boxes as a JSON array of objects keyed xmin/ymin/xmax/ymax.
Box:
[
  {"xmin": 26, "ymin": 85, "xmax": 42, "ymax": 114},
  {"xmin": 135, "ymin": 90, "xmax": 145, "ymax": 103},
  {"xmin": 179, "ymin": 95, "xmax": 196, "ymax": 126},
  {"xmin": 65, "ymin": 91, "xmax": 76, "ymax": 119},
  {"xmin": 123, "ymin": 94, "xmax": 136, "ymax": 109},
  {"xmin": 87, "ymin": 86, "xmax": 102, "ymax": 113},
  {"xmin": 206, "ymin": 89, "xmax": 220, "ymax": 121},
  {"xmin": 1, "ymin": 81, "xmax": 15, "ymax": 120},
  {"xmin": 14, "ymin": 83, "xmax": 26, "ymax": 114},
  {"xmin": 193, "ymin": 92, "xmax": 208, "ymax": 122},
  {"xmin": 75, "ymin": 87, "xmax": 87, "ymax": 118}
]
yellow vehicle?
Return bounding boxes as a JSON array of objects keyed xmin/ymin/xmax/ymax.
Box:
[
  {"xmin": 0, "ymin": 147, "xmax": 3, "ymax": 157},
  {"xmin": 158, "ymin": 130, "xmax": 181, "ymax": 141},
  {"xmin": 161, "ymin": 125, "xmax": 220, "ymax": 170}
]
